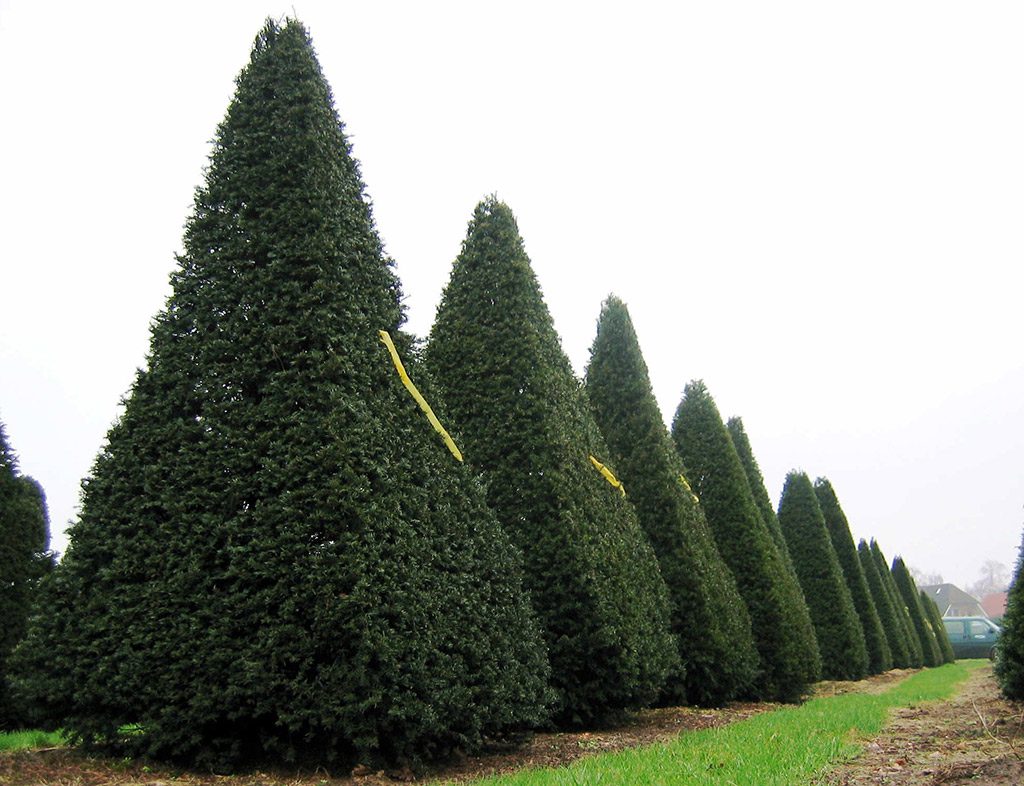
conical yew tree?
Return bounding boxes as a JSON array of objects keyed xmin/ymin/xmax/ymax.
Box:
[
  {"xmin": 996, "ymin": 528, "xmax": 1024, "ymax": 698},
  {"xmin": 814, "ymin": 478, "xmax": 891, "ymax": 674},
  {"xmin": 920, "ymin": 590, "xmax": 956, "ymax": 663},
  {"xmin": 11, "ymin": 20, "xmax": 549, "ymax": 768},
  {"xmin": 425, "ymin": 199, "xmax": 676, "ymax": 725},
  {"xmin": 892, "ymin": 557, "xmax": 943, "ymax": 667},
  {"xmin": 584, "ymin": 296, "xmax": 758, "ymax": 706},
  {"xmin": 726, "ymin": 417, "xmax": 794, "ymax": 572},
  {"xmin": 671, "ymin": 381, "xmax": 820, "ymax": 701},
  {"xmin": 725, "ymin": 417, "xmax": 820, "ymax": 654},
  {"xmin": 0, "ymin": 421, "xmax": 53, "ymax": 729},
  {"xmin": 777, "ymin": 472, "xmax": 867, "ymax": 681},
  {"xmin": 858, "ymin": 539, "xmax": 913, "ymax": 668},
  {"xmin": 871, "ymin": 540, "xmax": 923, "ymax": 667}
]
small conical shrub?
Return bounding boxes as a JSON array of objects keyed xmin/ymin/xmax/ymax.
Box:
[
  {"xmin": 858, "ymin": 539, "xmax": 912, "ymax": 668},
  {"xmin": 777, "ymin": 472, "xmax": 867, "ymax": 681},
  {"xmin": 892, "ymin": 557, "xmax": 943, "ymax": 667},
  {"xmin": 871, "ymin": 540, "xmax": 923, "ymax": 668},
  {"xmin": 426, "ymin": 199, "xmax": 677, "ymax": 725},
  {"xmin": 0, "ymin": 421, "xmax": 54, "ymax": 729},
  {"xmin": 671, "ymin": 381, "xmax": 820, "ymax": 701},
  {"xmin": 11, "ymin": 20, "xmax": 549, "ymax": 768},
  {"xmin": 996, "ymin": 528, "xmax": 1024, "ymax": 698},
  {"xmin": 814, "ymin": 479, "xmax": 891, "ymax": 674},
  {"xmin": 920, "ymin": 590, "xmax": 956, "ymax": 663},
  {"xmin": 585, "ymin": 296, "xmax": 758, "ymax": 706}
]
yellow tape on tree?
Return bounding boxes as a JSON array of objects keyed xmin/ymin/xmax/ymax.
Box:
[
  {"xmin": 379, "ymin": 330, "xmax": 463, "ymax": 462},
  {"xmin": 589, "ymin": 455, "xmax": 626, "ymax": 497},
  {"xmin": 678, "ymin": 473, "xmax": 699, "ymax": 503}
]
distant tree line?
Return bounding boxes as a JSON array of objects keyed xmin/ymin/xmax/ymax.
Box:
[{"xmin": 2, "ymin": 16, "xmax": 957, "ymax": 770}]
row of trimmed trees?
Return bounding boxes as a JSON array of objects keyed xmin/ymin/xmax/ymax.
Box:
[{"xmin": 5, "ymin": 17, "xmax": 953, "ymax": 769}]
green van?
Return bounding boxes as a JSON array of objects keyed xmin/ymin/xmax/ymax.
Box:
[{"xmin": 942, "ymin": 616, "xmax": 1001, "ymax": 660}]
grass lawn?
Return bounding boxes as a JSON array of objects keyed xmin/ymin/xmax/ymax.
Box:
[
  {"xmin": 455, "ymin": 661, "xmax": 977, "ymax": 786},
  {"xmin": 0, "ymin": 729, "xmax": 65, "ymax": 753}
]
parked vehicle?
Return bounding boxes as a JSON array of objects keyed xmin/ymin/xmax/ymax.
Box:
[{"xmin": 942, "ymin": 616, "xmax": 1002, "ymax": 660}]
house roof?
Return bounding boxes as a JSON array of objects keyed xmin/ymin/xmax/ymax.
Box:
[{"xmin": 919, "ymin": 583, "xmax": 987, "ymax": 617}]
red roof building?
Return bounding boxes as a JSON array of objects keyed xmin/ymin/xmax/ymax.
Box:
[{"xmin": 981, "ymin": 592, "xmax": 1008, "ymax": 619}]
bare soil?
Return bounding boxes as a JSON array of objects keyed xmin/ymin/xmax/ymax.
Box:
[
  {"xmin": 820, "ymin": 663, "xmax": 1024, "ymax": 786},
  {"xmin": 1, "ymin": 666, "xmax": 1014, "ymax": 786}
]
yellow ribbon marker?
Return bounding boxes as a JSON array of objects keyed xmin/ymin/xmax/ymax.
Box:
[
  {"xmin": 589, "ymin": 455, "xmax": 626, "ymax": 497},
  {"xmin": 379, "ymin": 330, "xmax": 463, "ymax": 462},
  {"xmin": 678, "ymin": 473, "xmax": 699, "ymax": 504}
]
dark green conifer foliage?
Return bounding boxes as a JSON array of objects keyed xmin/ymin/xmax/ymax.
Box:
[
  {"xmin": 725, "ymin": 417, "xmax": 818, "ymax": 654},
  {"xmin": 858, "ymin": 539, "xmax": 912, "ymax": 668},
  {"xmin": 814, "ymin": 479, "xmax": 892, "ymax": 674},
  {"xmin": 891, "ymin": 557, "xmax": 943, "ymax": 667},
  {"xmin": 726, "ymin": 418, "xmax": 794, "ymax": 572},
  {"xmin": 11, "ymin": 20, "xmax": 550, "ymax": 768},
  {"xmin": 671, "ymin": 382, "xmax": 820, "ymax": 701},
  {"xmin": 996, "ymin": 528, "xmax": 1024, "ymax": 698},
  {"xmin": 0, "ymin": 422, "xmax": 54, "ymax": 729},
  {"xmin": 584, "ymin": 296, "xmax": 758, "ymax": 706},
  {"xmin": 425, "ymin": 199, "xmax": 676, "ymax": 725},
  {"xmin": 920, "ymin": 591, "xmax": 956, "ymax": 663},
  {"xmin": 871, "ymin": 540, "xmax": 923, "ymax": 667},
  {"xmin": 777, "ymin": 472, "xmax": 868, "ymax": 681}
]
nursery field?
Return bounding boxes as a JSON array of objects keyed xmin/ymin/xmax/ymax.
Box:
[{"xmin": 2, "ymin": 662, "xmax": 1020, "ymax": 786}]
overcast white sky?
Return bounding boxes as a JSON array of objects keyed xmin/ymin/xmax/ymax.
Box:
[{"xmin": 1, "ymin": 1, "xmax": 1021, "ymax": 590}]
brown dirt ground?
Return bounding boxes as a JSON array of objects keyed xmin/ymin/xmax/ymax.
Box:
[
  {"xmin": 0, "ymin": 701, "xmax": 770, "ymax": 786},
  {"xmin": 819, "ymin": 663, "xmax": 1024, "ymax": 786},
  {"xmin": 0, "ymin": 666, "xmax": 1011, "ymax": 786}
]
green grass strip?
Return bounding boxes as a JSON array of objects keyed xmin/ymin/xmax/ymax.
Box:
[
  {"xmin": 457, "ymin": 661, "xmax": 979, "ymax": 786},
  {"xmin": 0, "ymin": 729, "xmax": 66, "ymax": 752}
]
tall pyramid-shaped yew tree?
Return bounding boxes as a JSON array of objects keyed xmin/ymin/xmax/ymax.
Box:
[
  {"xmin": 892, "ymin": 557, "xmax": 944, "ymax": 667},
  {"xmin": 12, "ymin": 20, "xmax": 549, "ymax": 769},
  {"xmin": 872, "ymin": 540, "xmax": 924, "ymax": 667},
  {"xmin": 777, "ymin": 471, "xmax": 868, "ymax": 681},
  {"xmin": 814, "ymin": 478, "xmax": 892, "ymax": 674},
  {"xmin": 425, "ymin": 199, "xmax": 677, "ymax": 725},
  {"xmin": 920, "ymin": 590, "xmax": 956, "ymax": 663},
  {"xmin": 858, "ymin": 538, "xmax": 913, "ymax": 668},
  {"xmin": 671, "ymin": 382, "xmax": 820, "ymax": 701},
  {"xmin": 726, "ymin": 417, "xmax": 795, "ymax": 573},
  {"xmin": 0, "ymin": 421, "xmax": 53, "ymax": 730},
  {"xmin": 995, "ymin": 528, "xmax": 1024, "ymax": 697},
  {"xmin": 584, "ymin": 296, "xmax": 758, "ymax": 706}
]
